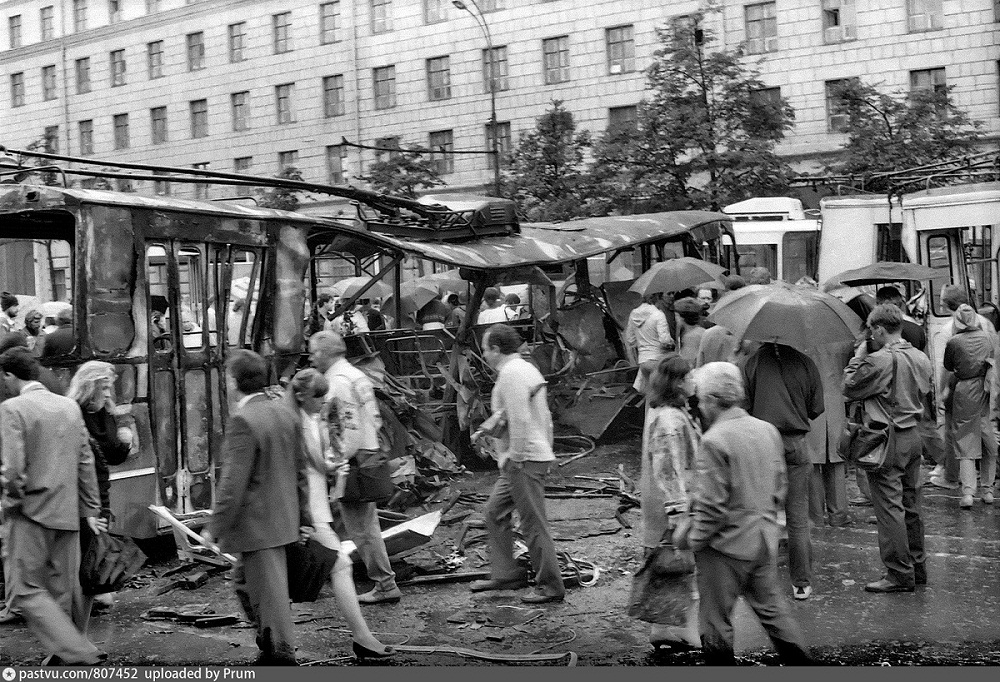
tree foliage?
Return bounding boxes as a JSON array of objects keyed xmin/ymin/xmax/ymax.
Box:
[
  {"xmin": 358, "ymin": 146, "xmax": 445, "ymax": 199},
  {"xmin": 256, "ymin": 165, "xmax": 304, "ymax": 211},
  {"xmin": 503, "ymin": 100, "xmax": 597, "ymax": 221},
  {"xmin": 825, "ymin": 80, "xmax": 983, "ymax": 192},
  {"xmin": 591, "ymin": 15, "xmax": 795, "ymax": 211}
]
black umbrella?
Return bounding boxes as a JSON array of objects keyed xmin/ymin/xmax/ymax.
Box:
[{"xmin": 822, "ymin": 262, "xmax": 949, "ymax": 292}]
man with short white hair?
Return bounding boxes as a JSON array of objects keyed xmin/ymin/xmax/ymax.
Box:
[{"xmin": 675, "ymin": 362, "xmax": 811, "ymax": 665}]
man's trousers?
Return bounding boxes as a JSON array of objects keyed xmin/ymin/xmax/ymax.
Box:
[
  {"xmin": 233, "ymin": 545, "xmax": 298, "ymax": 665},
  {"xmin": 339, "ymin": 500, "xmax": 397, "ymax": 592}
]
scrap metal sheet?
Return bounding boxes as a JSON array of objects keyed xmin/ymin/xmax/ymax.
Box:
[{"xmin": 374, "ymin": 211, "xmax": 730, "ymax": 270}]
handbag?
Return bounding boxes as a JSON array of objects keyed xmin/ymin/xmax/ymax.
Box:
[
  {"xmin": 285, "ymin": 537, "xmax": 339, "ymax": 603},
  {"xmin": 627, "ymin": 542, "xmax": 695, "ymax": 626},
  {"xmin": 842, "ymin": 348, "xmax": 898, "ymax": 472},
  {"xmin": 79, "ymin": 528, "xmax": 147, "ymax": 596}
]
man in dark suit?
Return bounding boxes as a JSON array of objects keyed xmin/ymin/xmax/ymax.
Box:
[
  {"xmin": 202, "ymin": 350, "xmax": 312, "ymax": 665},
  {"xmin": 675, "ymin": 362, "xmax": 812, "ymax": 665},
  {"xmin": 0, "ymin": 348, "xmax": 104, "ymax": 665},
  {"xmin": 38, "ymin": 308, "xmax": 75, "ymax": 359}
]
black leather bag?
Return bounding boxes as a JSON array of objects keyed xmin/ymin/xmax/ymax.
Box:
[
  {"xmin": 285, "ymin": 537, "xmax": 339, "ymax": 603},
  {"xmin": 339, "ymin": 448, "xmax": 394, "ymax": 505},
  {"xmin": 79, "ymin": 528, "xmax": 147, "ymax": 596},
  {"xmin": 841, "ymin": 349, "xmax": 897, "ymax": 472}
]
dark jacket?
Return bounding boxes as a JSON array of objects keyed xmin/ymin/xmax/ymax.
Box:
[
  {"xmin": 743, "ymin": 344, "xmax": 825, "ymax": 437},
  {"xmin": 39, "ymin": 324, "xmax": 74, "ymax": 358},
  {"xmin": 209, "ymin": 395, "xmax": 311, "ymax": 554},
  {"xmin": 82, "ymin": 408, "xmax": 130, "ymax": 518}
]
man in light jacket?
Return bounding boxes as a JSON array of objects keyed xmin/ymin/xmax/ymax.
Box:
[
  {"xmin": 674, "ymin": 362, "xmax": 811, "ymax": 665},
  {"xmin": 625, "ymin": 294, "xmax": 674, "ymax": 393},
  {"xmin": 470, "ymin": 324, "xmax": 565, "ymax": 604},
  {"xmin": 0, "ymin": 348, "xmax": 104, "ymax": 665}
]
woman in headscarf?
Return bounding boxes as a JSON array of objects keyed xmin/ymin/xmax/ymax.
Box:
[
  {"xmin": 638, "ymin": 355, "xmax": 701, "ymax": 650},
  {"xmin": 282, "ymin": 369, "xmax": 393, "ymax": 661},
  {"xmin": 942, "ymin": 304, "xmax": 998, "ymax": 509},
  {"xmin": 66, "ymin": 361, "xmax": 134, "ymax": 620}
]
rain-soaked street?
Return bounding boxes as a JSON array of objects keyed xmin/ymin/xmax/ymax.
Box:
[{"xmin": 2, "ymin": 443, "xmax": 998, "ymax": 666}]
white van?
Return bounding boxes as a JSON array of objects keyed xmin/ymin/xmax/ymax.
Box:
[{"xmin": 722, "ymin": 197, "xmax": 820, "ymax": 283}]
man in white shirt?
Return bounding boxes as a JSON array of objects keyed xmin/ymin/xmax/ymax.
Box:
[
  {"xmin": 470, "ymin": 324, "xmax": 565, "ymax": 604},
  {"xmin": 308, "ymin": 331, "xmax": 401, "ymax": 605},
  {"xmin": 476, "ymin": 287, "xmax": 508, "ymax": 325}
]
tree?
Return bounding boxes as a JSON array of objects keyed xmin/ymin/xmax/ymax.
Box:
[
  {"xmin": 358, "ymin": 146, "xmax": 445, "ymax": 199},
  {"xmin": 504, "ymin": 100, "xmax": 596, "ymax": 221},
  {"xmin": 825, "ymin": 80, "xmax": 983, "ymax": 193},
  {"xmin": 256, "ymin": 165, "xmax": 304, "ymax": 211},
  {"xmin": 591, "ymin": 14, "xmax": 795, "ymax": 211},
  {"xmin": 24, "ymin": 130, "xmax": 63, "ymax": 186}
]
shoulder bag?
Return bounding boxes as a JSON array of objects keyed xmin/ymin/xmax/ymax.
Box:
[
  {"xmin": 626, "ymin": 524, "xmax": 696, "ymax": 626},
  {"xmin": 841, "ymin": 348, "xmax": 898, "ymax": 472}
]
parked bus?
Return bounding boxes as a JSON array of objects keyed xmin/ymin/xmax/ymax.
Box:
[{"xmin": 721, "ymin": 197, "xmax": 820, "ymax": 283}]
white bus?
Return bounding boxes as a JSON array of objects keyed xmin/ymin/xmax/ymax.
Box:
[{"xmin": 722, "ymin": 197, "xmax": 820, "ymax": 283}]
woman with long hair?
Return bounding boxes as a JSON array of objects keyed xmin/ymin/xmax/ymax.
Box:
[
  {"xmin": 282, "ymin": 369, "xmax": 393, "ymax": 661},
  {"xmin": 638, "ymin": 354, "xmax": 701, "ymax": 650},
  {"xmin": 66, "ymin": 361, "xmax": 133, "ymax": 622}
]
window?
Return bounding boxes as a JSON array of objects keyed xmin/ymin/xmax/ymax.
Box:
[
  {"xmin": 371, "ymin": 0, "xmax": 391, "ymax": 33},
  {"xmin": 190, "ymin": 99, "xmax": 208, "ymax": 138},
  {"xmin": 110, "ymin": 49, "xmax": 126, "ymax": 86},
  {"xmin": 374, "ymin": 136, "xmax": 400, "ymax": 162},
  {"xmin": 275, "ymin": 84, "xmax": 294, "ymax": 124},
  {"xmin": 228, "ymin": 23, "xmax": 246, "ymax": 62},
  {"xmin": 79, "ymin": 120, "xmax": 94, "ymax": 155},
  {"xmin": 10, "ymin": 73, "xmax": 24, "ymax": 107},
  {"xmin": 146, "ymin": 0, "xmax": 160, "ymax": 13},
  {"xmin": 326, "ymin": 144, "xmax": 347, "ymax": 184},
  {"xmin": 745, "ymin": 2, "xmax": 777, "ymax": 54},
  {"xmin": 483, "ymin": 46, "xmax": 508, "ymax": 92},
  {"xmin": 42, "ymin": 65, "xmax": 58, "ymax": 101},
  {"xmin": 606, "ymin": 25, "xmax": 635, "ymax": 75},
  {"xmin": 322, "ymin": 76, "xmax": 345, "ymax": 117},
  {"xmin": 910, "ymin": 67, "xmax": 946, "ymax": 94},
  {"xmin": 485, "ymin": 121, "xmax": 511, "ymax": 170},
  {"xmin": 480, "ymin": 0, "xmax": 501, "ymax": 10},
  {"xmin": 907, "ymin": 0, "xmax": 943, "ymax": 32},
  {"xmin": 320, "ymin": 2, "xmax": 340, "ymax": 44},
  {"xmin": 148, "ymin": 41, "xmax": 164, "ymax": 79},
  {"xmin": 44, "ymin": 126, "xmax": 59, "ymax": 154},
  {"xmin": 231, "ymin": 91, "xmax": 250, "ymax": 131},
  {"xmin": 153, "ymin": 173, "xmax": 170, "ymax": 196},
  {"xmin": 108, "ymin": 0, "xmax": 121, "ymax": 23},
  {"xmin": 373, "ymin": 66, "xmax": 396, "ymax": 109},
  {"xmin": 825, "ymin": 79, "xmax": 854, "ymax": 133},
  {"xmin": 113, "ymin": 113, "xmax": 130, "ymax": 149},
  {"xmin": 116, "ymin": 177, "xmax": 133, "ymax": 192},
  {"xmin": 278, "ymin": 150, "xmax": 299, "ymax": 171},
  {"xmin": 234, "ymin": 156, "xmax": 252, "ymax": 196},
  {"xmin": 76, "ymin": 58, "xmax": 91, "ymax": 94},
  {"xmin": 40, "ymin": 7, "xmax": 54, "ymax": 40},
  {"xmin": 273, "ymin": 12, "xmax": 292, "ymax": 54},
  {"xmin": 192, "ymin": 163, "xmax": 210, "ymax": 200},
  {"xmin": 424, "ymin": 0, "xmax": 446, "ymax": 24},
  {"xmin": 822, "ymin": 0, "xmax": 857, "ymax": 43},
  {"xmin": 426, "ymin": 57, "xmax": 451, "ymax": 101},
  {"xmin": 608, "ymin": 105, "xmax": 638, "ymax": 133},
  {"xmin": 187, "ymin": 32, "xmax": 205, "ymax": 71},
  {"xmin": 428, "ymin": 130, "xmax": 454, "ymax": 175},
  {"xmin": 151, "ymin": 106, "xmax": 168, "ymax": 144},
  {"xmin": 751, "ymin": 86, "xmax": 781, "ymax": 106},
  {"xmin": 543, "ymin": 36, "xmax": 570, "ymax": 84},
  {"xmin": 8, "ymin": 15, "xmax": 21, "ymax": 49},
  {"xmin": 73, "ymin": 0, "xmax": 87, "ymax": 32}
]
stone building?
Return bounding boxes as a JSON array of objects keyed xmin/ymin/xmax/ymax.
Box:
[{"xmin": 1, "ymin": 0, "xmax": 997, "ymax": 203}]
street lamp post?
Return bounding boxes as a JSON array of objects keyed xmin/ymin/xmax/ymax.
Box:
[{"xmin": 453, "ymin": 0, "xmax": 501, "ymax": 196}]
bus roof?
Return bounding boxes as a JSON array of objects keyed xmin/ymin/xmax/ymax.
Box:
[
  {"xmin": 723, "ymin": 197, "xmax": 806, "ymax": 220},
  {"xmin": 902, "ymin": 181, "xmax": 1000, "ymax": 207}
]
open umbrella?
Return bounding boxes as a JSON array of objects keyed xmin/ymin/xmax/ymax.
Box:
[
  {"xmin": 384, "ymin": 280, "xmax": 440, "ymax": 314},
  {"xmin": 822, "ymin": 261, "xmax": 949, "ymax": 292},
  {"xmin": 629, "ymin": 258, "xmax": 726, "ymax": 297},
  {"xmin": 419, "ymin": 269, "xmax": 468, "ymax": 294},
  {"xmin": 707, "ymin": 282, "xmax": 863, "ymax": 353},
  {"xmin": 331, "ymin": 276, "xmax": 392, "ymax": 301}
]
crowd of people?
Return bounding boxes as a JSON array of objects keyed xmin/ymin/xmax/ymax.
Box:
[{"xmin": 0, "ymin": 293, "xmax": 76, "ymax": 359}]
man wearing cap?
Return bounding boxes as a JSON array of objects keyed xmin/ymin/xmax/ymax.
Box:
[
  {"xmin": 673, "ymin": 362, "xmax": 811, "ymax": 665},
  {"xmin": 477, "ymin": 287, "xmax": 508, "ymax": 325},
  {"xmin": 0, "ymin": 292, "xmax": 19, "ymax": 340},
  {"xmin": 943, "ymin": 304, "xmax": 997, "ymax": 509}
]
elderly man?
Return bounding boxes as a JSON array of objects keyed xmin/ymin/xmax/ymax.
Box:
[
  {"xmin": 942, "ymin": 304, "xmax": 997, "ymax": 508},
  {"xmin": 1, "ymin": 348, "xmax": 104, "ymax": 665},
  {"xmin": 470, "ymin": 324, "xmax": 565, "ymax": 604},
  {"xmin": 202, "ymin": 350, "xmax": 311, "ymax": 665},
  {"xmin": 844, "ymin": 304, "xmax": 932, "ymax": 593},
  {"xmin": 674, "ymin": 362, "xmax": 811, "ymax": 665},
  {"xmin": 309, "ymin": 331, "xmax": 402, "ymax": 605}
]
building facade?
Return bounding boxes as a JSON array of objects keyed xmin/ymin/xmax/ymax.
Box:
[{"xmin": 1, "ymin": 0, "xmax": 998, "ymax": 206}]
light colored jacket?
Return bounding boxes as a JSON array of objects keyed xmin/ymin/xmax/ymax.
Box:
[
  {"xmin": 641, "ymin": 404, "xmax": 699, "ymax": 548},
  {"xmin": 625, "ymin": 303, "xmax": 673, "ymax": 364},
  {"xmin": 843, "ymin": 339, "xmax": 932, "ymax": 430},
  {"xmin": 491, "ymin": 355, "xmax": 553, "ymax": 465},
  {"xmin": 0, "ymin": 382, "xmax": 100, "ymax": 530},
  {"xmin": 687, "ymin": 407, "xmax": 786, "ymax": 561},
  {"xmin": 325, "ymin": 357, "xmax": 381, "ymax": 460}
]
